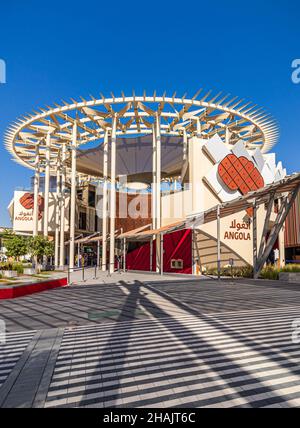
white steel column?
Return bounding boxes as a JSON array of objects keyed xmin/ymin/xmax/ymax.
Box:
[
  {"xmin": 183, "ymin": 129, "xmax": 188, "ymax": 162},
  {"xmin": 252, "ymin": 201, "xmax": 258, "ymax": 276},
  {"xmin": 152, "ymin": 124, "xmax": 157, "ymax": 230},
  {"xmin": 43, "ymin": 132, "xmax": 51, "ymax": 238},
  {"xmin": 155, "ymin": 114, "xmax": 161, "ymax": 273},
  {"xmin": 54, "ymin": 155, "xmax": 61, "ymax": 267},
  {"xmin": 123, "ymin": 238, "xmax": 126, "ymax": 272},
  {"xmin": 69, "ymin": 122, "xmax": 77, "ymax": 270},
  {"xmin": 33, "ymin": 144, "xmax": 40, "ymax": 237},
  {"xmin": 196, "ymin": 119, "xmax": 202, "ymax": 138},
  {"xmin": 109, "ymin": 115, "xmax": 117, "ymax": 274},
  {"xmin": 59, "ymin": 144, "xmax": 66, "ymax": 268},
  {"xmin": 217, "ymin": 205, "xmax": 221, "ymax": 280},
  {"xmin": 102, "ymin": 130, "xmax": 109, "ymax": 272},
  {"xmin": 160, "ymin": 233, "xmax": 164, "ymax": 276}
]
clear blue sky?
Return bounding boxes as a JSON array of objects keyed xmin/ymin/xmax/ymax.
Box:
[{"xmin": 0, "ymin": 0, "xmax": 299, "ymax": 226}]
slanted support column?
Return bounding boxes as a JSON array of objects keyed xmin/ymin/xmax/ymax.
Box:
[
  {"xmin": 43, "ymin": 132, "xmax": 51, "ymax": 238},
  {"xmin": 254, "ymin": 186, "xmax": 300, "ymax": 278},
  {"xmin": 109, "ymin": 115, "xmax": 117, "ymax": 275},
  {"xmin": 54, "ymin": 155, "xmax": 61, "ymax": 268},
  {"xmin": 59, "ymin": 144, "xmax": 66, "ymax": 268},
  {"xmin": 252, "ymin": 201, "xmax": 258, "ymax": 277},
  {"xmin": 33, "ymin": 144, "xmax": 40, "ymax": 237},
  {"xmin": 217, "ymin": 205, "xmax": 221, "ymax": 280},
  {"xmin": 69, "ymin": 122, "xmax": 77, "ymax": 270},
  {"xmin": 155, "ymin": 114, "xmax": 161, "ymax": 273},
  {"xmin": 102, "ymin": 130, "xmax": 109, "ymax": 272}
]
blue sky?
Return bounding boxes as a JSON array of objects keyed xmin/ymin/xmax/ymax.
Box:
[{"xmin": 0, "ymin": 0, "xmax": 299, "ymax": 226}]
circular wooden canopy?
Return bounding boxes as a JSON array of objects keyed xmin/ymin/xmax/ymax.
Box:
[{"xmin": 4, "ymin": 90, "xmax": 279, "ymax": 178}]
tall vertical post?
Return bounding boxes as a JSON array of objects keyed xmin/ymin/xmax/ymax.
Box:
[
  {"xmin": 155, "ymin": 114, "xmax": 161, "ymax": 273},
  {"xmin": 43, "ymin": 132, "xmax": 51, "ymax": 238},
  {"xmin": 152, "ymin": 124, "xmax": 157, "ymax": 231},
  {"xmin": 33, "ymin": 144, "xmax": 40, "ymax": 237},
  {"xmin": 109, "ymin": 115, "xmax": 117, "ymax": 274},
  {"xmin": 278, "ymin": 197, "xmax": 286, "ymax": 269},
  {"xmin": 97, "ymin": 240, "xmax": 100, "ymax": 268},
  {"xmin": 59, "ymin": 144, "xmax": 66, "ymax": 268},
  {"xmin": 54, "ymin": 155, "xmax": 61, "ymax": 268},
  {"xmin": 102, "ymin": 130, "xmax": 109, "ymax": 271},
  {"xmin": 183, "ymin": 129, "xmax": 188, "ymax": 162},
  {"xmin": 150, "ymin": 237, "xmax": 153, "ymax": 272},
  {"xmin": 196, "ymin": 119, "xmax": 202, "ymax": 138},
  {"xmin": 217, "ymin": 205, "xmax": 221, "ymax": 280},
  {"xmin": 77, "ymin": 242, "xmax": 80, "ymax": 267},
  {"xmin": 160, "ymin": 233, "xmax": 164, "ymax": 276},
  {"xmin": 252, "ymin": 201, "xmax": 258, "ymax": 277},
  {"xmin": 69, "ymin": 122, "xmax": 77, "ymax": 270},
  {"xmin": 123, "ymin": 238, "xmax": 126, "ymax": 272}
]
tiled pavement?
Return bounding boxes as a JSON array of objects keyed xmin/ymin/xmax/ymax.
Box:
[
  {"xmin": 0, "ymin": 331, "xmax": 35, "ymax": 389},
  {"xmin": 45, "ymin": 308, "xmax": 300, "ymax": 408},
  {"xmin": 1, "ymin": 276, "xmax": 300, "ymax": 407}
]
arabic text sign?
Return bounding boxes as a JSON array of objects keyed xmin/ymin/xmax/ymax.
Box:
[{"xmin": 224, "ymin": 219, "xmax": 251, "ymax": 241}]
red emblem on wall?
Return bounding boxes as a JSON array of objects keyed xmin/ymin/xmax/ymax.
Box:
[
  {"xmin": 218, "ymin": 154, "xmax": 264, "ymax": 216},
  {"xmin": 19, "ymin": 193, "xmax": 44, "ymax": 220}
]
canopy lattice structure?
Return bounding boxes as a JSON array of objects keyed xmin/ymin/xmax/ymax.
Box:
[{"xmin": 5, "ymin": 90, "xmax": 279, "ymax": 175}]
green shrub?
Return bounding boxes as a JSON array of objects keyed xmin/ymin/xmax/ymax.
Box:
[
  {"xmin": 12, "ymin": 263, "xmax": 24, "ymax": 275},
  {"xmin": 281, "ymin": 264, "xmax": 300, "ymax": 273},
  {"xmin": 260, "ymin": 266, "xmax": 279, "ymax": 280},
  {"xmin": 0, "ymin": 262, "xmax": 24, "ymax": 275},
  {"xmin": 204, "ymin": 266, "xmax": 253, "ymax": 278}
]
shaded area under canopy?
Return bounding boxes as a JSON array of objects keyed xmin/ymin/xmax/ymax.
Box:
[{"xmin": 76, "ymin": 135, "xmax": 183, "ymax": 182}]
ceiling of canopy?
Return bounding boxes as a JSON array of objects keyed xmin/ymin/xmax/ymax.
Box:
[{"xmin": 76, "ymin": 135, "xmax": 183, "ymax": 182}]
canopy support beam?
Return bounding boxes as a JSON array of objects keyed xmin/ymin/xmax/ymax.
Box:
[
  {"xmin": 59, "ymin": 144, "xmax": 66, "ymax": 268},
  {"xmin": 102, "ymin": 129, "xmax": 109, "ymax": 272},
  {"xmin": 109, "ymin": 115, "xmax": 117, "ymax": 275},
  {"xmin": 254, "ymin": 185, "xmax": 300, "ymax": 278},
  {"xmin": 69, "ymin": 122, "xmax": 77, "ymax": 270},
  {"xmin": 33, "ymin": 144, "xmax": 40, "ymax": 237}
]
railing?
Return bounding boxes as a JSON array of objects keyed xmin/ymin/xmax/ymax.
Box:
[{"xmin": 67, "ymin": 265, "xmax": 99, "ymax": 285}]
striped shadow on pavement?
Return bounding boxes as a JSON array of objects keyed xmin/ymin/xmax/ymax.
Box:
[
  {"xmin": 0, "ymin": 331, "xmax": 35, "ymax": 388},
  {"xmin": 44, "ymin": 307, "xmax": 300, "ymax": 408}
]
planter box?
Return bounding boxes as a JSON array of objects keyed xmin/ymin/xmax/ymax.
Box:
[
  {"xmin": 1, "ymin": 270, "xmax": 18, "ymax": 278},
  {"xmin": 0, "ymin": 277, "xmax": 68, "ymax": 299},
  {"xmin": 279, "ymin": 272, "xmax": 300, "ymax": 283},
  {"xmin": 23, "ymin": 268, "xmax": 36, "ymax": 275}
]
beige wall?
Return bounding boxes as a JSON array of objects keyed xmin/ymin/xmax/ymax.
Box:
[
  {"xmin": 161, "ymin": 137, "xmax": 285, "ymax": 270},
  {"xmin": 12, "ymin": 191, "xmax": 70, "ymax": 235}
]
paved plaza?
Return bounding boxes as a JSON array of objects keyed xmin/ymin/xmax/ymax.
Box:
[{"xmin": 1, "ymin": 272, "xmax": 300, "ymax": 407}]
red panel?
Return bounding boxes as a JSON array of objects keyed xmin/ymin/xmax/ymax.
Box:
[
  {"xmin": 163, "ymin": 230, "xmax": 192, "ymax": 274},
  {"xmin": 0, "ymin": 278, "xmax": 67, "ymax": 300},
  {"xmin": 126, "ymin": 229, "xmax": 192, "ymax": 274},
  {"xmin": 126, "ymin": 241, "xmax": 153, "ymax": 272}
]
